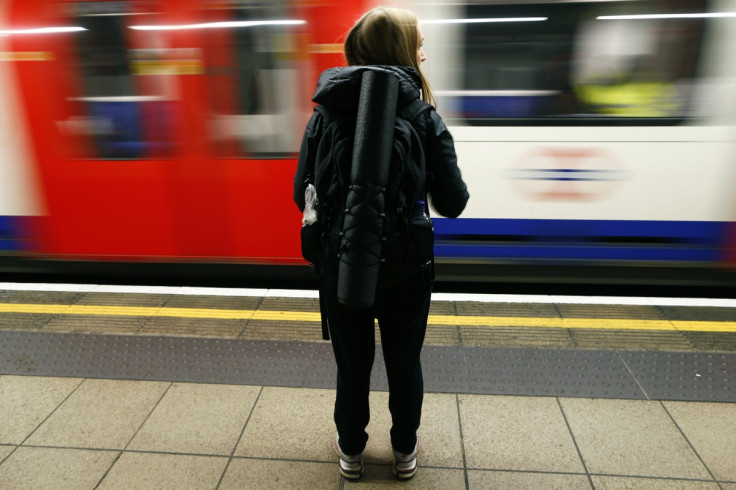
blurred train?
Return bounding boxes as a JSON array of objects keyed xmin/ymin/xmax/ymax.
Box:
[{"xmin": 1, "ymin": 0, "xmax": 736, "ymax": 286}]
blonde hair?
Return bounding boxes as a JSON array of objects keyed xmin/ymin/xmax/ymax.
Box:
[{"xmin": 344, "ymin": 7, "xmax": 436, "ymax": 107}]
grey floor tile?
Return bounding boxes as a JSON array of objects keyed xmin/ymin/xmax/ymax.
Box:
[
  {"xmin": 242, "ymin": 320, "xmax": 322, "ymax": 341},
  {"xmin": 258, "ymin": 296, "xmax": 320, "ymax": 312},
  {"xmin": 460, "ymin": 325, "xmax": 574, "ymax": 348},
  {"xmin": 468, "ymin": 470, "xmax": 592, "ymax": 489},
  {"xmin": 459, "ymin": 395, "xmax": 584, "ymax": 473},
  {"xmin": 418, "ymin": 393, "xmax": 464, "ymax": 468},
  {"xmin": 591, "ymin": 475, "xmax": 721, "ymax": 489},
  {"xmin": 235, "ymin": 387, "xmax": 335, "ymax": 461},
  {"xmin": 141, "ymin": 317, "xmax": 245, "ymax": 337},
  {"xmin": 1, "ymin": 290, "xmax": 84, "ymax": 305},
  {"xmin": 344, "ymin": 465, "xmax": 466, "ymax": 488},
  {"xmin": 557, "ymin": 304, "xmax": 663, "ymax": 319},
  {"xmin": 0, "ymin": 313, "xmax": 54, "ymax": 331},
  {"xmin": 571, "ymin": 329, "xmax": 693, "ymax": 351},
  {"xmin": 341, "ymin": 391, "xmax": 392, "ymax": 465},
  {"xmin": 659, "ymin": 306, "xmax": 736, "ymax": 322},
  {"xmin": 24, "ymin": 379, "xmax": 169, "ymax": 449},
  {"xmin": 682, "ymin": 331, "xmax": 736, "ymax": 351},
  {"xmin": 0, "ymin": 445, "xmax": 15, "ymax": 462},
  {"xmin": 428, "ymin": 300, "xmax": 456, "ymax": 316},
  {"xmin": 664, "ymin": 401, "xmax": 736, "ymax": 482},
  {"xmin": 370, "ymin": 349, "xmax": 389, "ymax": 391},
  {"xmin": 98, "ymin": 452, "xmax": 228, "ymax": 489},
  {"xmin": 425, "ymin": 323, "xmax": 461, "ymax": 345},
  {"xmin": 560, "ymin": 398, "xmax": 712, "ymax": 479},
  {"xmin": 455, "ymin": 301, "xmax": 559, "ymax": 318},
  {"xmin": 42, "ymin": 315, "xmax": 148, "ymax": 335},
  {"xmin": 344, "ymin": 392, "xmax": 463, "ymax": 469},
  {"xmin": 128, "ymin": 383, "xmax": 260, "ymax": 455},
  {"xmin": 75, "ymin": 292, "xmax": 170, "ymax": 306},
  {"xmin": 220, "ymin": 458, "xmax": 340, "ymax": 489},
  {"xmin": 0, "ymin": 376, "xmax": 83, "ymax": 444},
  {"xmin": 163, "ymin": 295, "xmax": 261, "ymax": 310},
  {"xmin": 0, "ymin": 447, "xmax": 118, "ymax": 490}
]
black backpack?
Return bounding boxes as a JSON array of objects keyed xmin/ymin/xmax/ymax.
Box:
[{"xmin": 301, "ymin": 98, "xmax": 434, "ymax": 284}]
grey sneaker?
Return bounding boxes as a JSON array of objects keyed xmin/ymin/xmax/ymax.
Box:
[
  {"xmin": 393, "ymin": 434, "xmax": 419, "ymax": 480},
  {"xmin": 333, "ymin": 433, "xmax": 364, "ymax": 479}
]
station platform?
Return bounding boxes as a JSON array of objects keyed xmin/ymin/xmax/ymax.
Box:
[{"xmin": 1, "ymin": 283, "xmax": 735, "ymax": 489}]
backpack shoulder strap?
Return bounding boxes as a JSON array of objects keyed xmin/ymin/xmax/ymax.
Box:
[
  {"xmin": 396, "ymin": 99, "xmax": 433, "ymax": 201},
  {"xmin": 314, "ymin": 104, "xmax": 333, "ymax": 123},
  {"xmin": 397, "ymin": 99, "xmax": 433, "ymax": 191},
  {"xmin": 398, "ymin": 99, "xmax": 433, "ymax": 123},
  {"xmin": 381, "ymin": 99, "xmax": 433, "ymax": 226},
  {"xmin": 310, "ymin": 105, "xmax": 343, "ymax": 190},
  {"xmin": 303, "ymin": 105, "xmax": 331, "ymax": 185}
]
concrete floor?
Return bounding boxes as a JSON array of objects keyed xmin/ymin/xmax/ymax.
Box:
[{"xmin": 1, "ymin": 374, "xmax": 734, "ymax": 489}]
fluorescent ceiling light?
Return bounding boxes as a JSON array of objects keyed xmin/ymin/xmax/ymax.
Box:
[
  {"xmin": 598, "ymin": 12, "xmax": 736, "ymax": 20},
  {"xmin": 0, "ymin": 26, "xmax": 86, "ymax": 35},
  {"xmin": 423, "ymin": 17, "xmax": 547, "ymax": 24},
  {"xmin": 129, "ymin": 19, "xmax": 306, "ymax": 31},
  {"xmin": 81, "ymin": 13, "xmax": 154, "ymax": 17}
]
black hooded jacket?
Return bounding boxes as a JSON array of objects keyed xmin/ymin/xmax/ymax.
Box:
[{"xmin": 294, "ymin": 65, "xmax": 469, "ymax": 219}]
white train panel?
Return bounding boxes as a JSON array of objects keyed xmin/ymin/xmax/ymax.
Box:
[
  {"xmin": 452, "ymin": 136, "xmax": 736, "ymax": 222},
  {"xmin": 0, "ymin": 6, "xmax": 43, "ymax": 218}
]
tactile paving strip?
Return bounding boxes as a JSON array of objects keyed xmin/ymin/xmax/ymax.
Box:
[
  {"xmin": 1, "ymin": 330, "xmax": 735, "ymax": 401},
  {"xmin": 466, "ymin": 347, "xmax": 555, "ymax": 396},
  {"xmin": 540, "ymin": 349, "xmax": 645, "ymax": 399},
  {"xmin": 620, "ymin": 351, "xmax": 735, "ymax": 401}
]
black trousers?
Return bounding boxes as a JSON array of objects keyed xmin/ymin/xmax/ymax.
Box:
[{"xmin": 320, "ymin": 264, "xmax": 432, "ymax": 456}]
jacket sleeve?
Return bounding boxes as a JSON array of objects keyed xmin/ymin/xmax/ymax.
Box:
[
  {"xmin": 293, "ymin": 111, "xmax": 323, "ymax": 212},
  {"xmin": 425, "ymin": 111, "xmax": 469, "ymax": 218}
]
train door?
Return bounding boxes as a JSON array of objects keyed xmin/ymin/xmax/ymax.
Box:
[
  {"xmin": 0, "ymin": 3, "xmax": 45, "ymax": 255},
  {"xmin": 187, "ymin": 0, "xmax": 368, "ymax": 263},
  {"xmin": 188, "ymin": 0, "xmax": 308, "ymax": 261},
  {"xmin": 8, "ymin": 0, "xmax": 181, "ymax": 258}
]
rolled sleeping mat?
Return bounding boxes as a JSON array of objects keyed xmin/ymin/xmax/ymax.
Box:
[{"xmin": 337, "ymin": 70, "xmax": 399, "ymax": 308}]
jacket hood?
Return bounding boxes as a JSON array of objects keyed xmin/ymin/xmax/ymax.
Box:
[{"xmin": 312, "ymin": 65, "xmax": 422, "ymax": 112}]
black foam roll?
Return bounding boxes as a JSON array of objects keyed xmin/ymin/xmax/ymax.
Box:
[
  {"xmin": 350, "ymin": 71, "xmax": 399, "ymax": 183},
  {"xmin": 337, "ymin": 70, "xmax": 399, "ymax": 308}
]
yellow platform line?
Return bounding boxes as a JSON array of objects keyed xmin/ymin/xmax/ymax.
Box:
[{"xmin": 0, "ymin": 303, "xmax": 735, "ymax": 333}]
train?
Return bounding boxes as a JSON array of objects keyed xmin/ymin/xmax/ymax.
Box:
[{"xmin": 1, "ymin": 0, "xmax": 736, "ymax": 287}]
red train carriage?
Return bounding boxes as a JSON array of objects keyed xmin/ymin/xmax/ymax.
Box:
[{"xmin": 5, "ymin": 0, "xmax": 368, "ymax": 264}]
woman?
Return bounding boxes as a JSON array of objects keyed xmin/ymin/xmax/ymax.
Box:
[{"xmin": 293, "ymin": 6, "xmax": 469, "ymax": 480}]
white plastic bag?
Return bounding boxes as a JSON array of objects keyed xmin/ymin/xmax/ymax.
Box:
[{"xmin": 302, "ymin": 183, "xmax": 318, "ymax": 225}]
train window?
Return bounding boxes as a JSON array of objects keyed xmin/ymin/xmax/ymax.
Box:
[
  {"xmin": 201, "ymin": 1, "xmax": 302, "ymax": 157},
  {"xmin": 459, "ymin": 0, "xmax": 708, "ymax": 125},
  {"xmin": 67, "ymin": 2, "xmax": 174, "ymax": 159}
]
